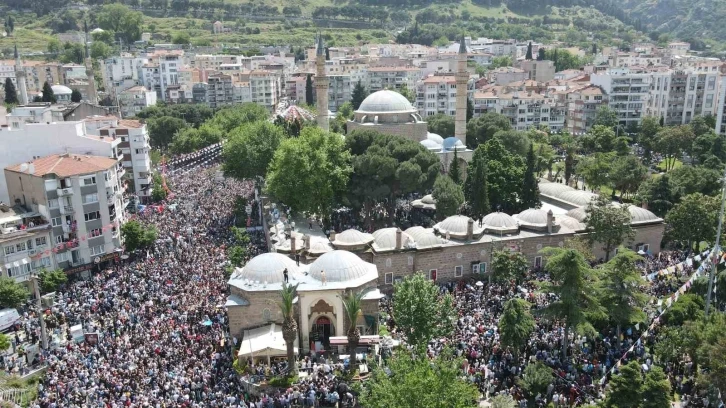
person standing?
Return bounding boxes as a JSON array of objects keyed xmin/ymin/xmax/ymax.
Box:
[{"xmin": 283, "ymin": 268, "xmax": 289, "ymax": 283}]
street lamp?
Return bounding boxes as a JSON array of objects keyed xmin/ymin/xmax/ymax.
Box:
[{"xmin": 29, "ymin": 273, "xmax": 49, "ymax": 350}]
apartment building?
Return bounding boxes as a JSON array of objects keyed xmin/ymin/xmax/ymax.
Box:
[
  {"xmin": 367, "ymin": 67, "xmax": 420, "ymax": 93},
  {"xmin": 102, "ymin": 55, "xmax": 149, "ymax": 99},
  {"xmin": 0, "ymin": 204, "xmax": 54, "ymax": 284},
  {"xmin": 207, "ymin": 73, "xmax": 234, "ymax": 109},
  {"xmin": 714, "ymin": 76, "xmax": 726, "ymax": 135},
  {"xmin": 285, "ymin": 76, "xmax": 307, "ymax": 103},
  {"xmin": 473, "ymin": 86, "xmax": 566, "ymax": 132},
  {"xmin": 647, "ymin": 68, "xmax": 720, "ymax": 125},
  {"xmin": 118, "ymin": 86, "xmax": 157, "ymax": 118},
  {"xmin": 233, "ymin": 81, "xmax": 252, "ymax": 104},
  {"xmin": 416, "ymin": 75, "xmax": 457, "ymax": 117},
  {"xmin": 158, "ymin": 52, "xmax": 182, "ymax": 102},
  {"xmin": 590, "ymin": 69, "xmax": 652, "ymax": 129},
  {"xmin": 519, "ymin": 60, "xmax": 556, "ymax": 83},
  {"xmin": 488, "ymin": 67, "xmax": 528, "ymax": 86},
  {"xmin": 328, "ymin": 75, "xmax": 352, "ymax": 112},
  {"xmin": 249, "ymin": 70, "xmax": 281, "ymax": 111},
  {"xmin": 4, "ymin": 153, "xmax": 125, "ymax": 274},
  {"xmin": 563, "ymin": 85, "xmax": 607, "ymax": 134}
]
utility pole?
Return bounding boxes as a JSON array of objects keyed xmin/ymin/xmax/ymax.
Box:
[
  {"xmin": 705, "ymin": 163, "xmax": 726, "ymax": 317},
  {"xmin": 29, "ymin": 274, "xmax": 49, "ymax": 349}
]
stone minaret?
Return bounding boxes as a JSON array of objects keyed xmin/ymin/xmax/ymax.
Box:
[
  {"xmin": 315, "ymin": 34, "xmax": 329, "ymax": 132},
  {"xmin": 454, "ymin": 35, "xmax": 468, "ymax": 144},
  {"xmin": 84, "ymin": 21, "xmax": 98, "ymax": 104},
  {"xmin": 14, "ymin": 44, "xmax": 28, "ymax": 105}
]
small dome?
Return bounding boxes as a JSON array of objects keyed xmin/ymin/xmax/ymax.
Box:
[
  {"xmin": 514, "ymin": 208, "xmax": 554, "ymax": 230},
  {"xmin": 427, "ymin": 132, "xmax": 444, "ymax": 145},
  {"xmin": 558, "ymin": 215, "xmax": 586, "ymax": 232},
  {"xmin": 234, "ymin": 253, "xmax": 299, "ymax": 284},
  {"xmin": 566, "ymin": 207, "xmax": 588, "ymax": 222},
  {"xmin": 443, "ymin": 137, "xmax": 466, "ymax": 151},
  {"xmin": 627, "ymin": 206, "xmax": 661, "ymax": 224},
  {"xmin": 482, "ymin": 212, "xmax": 519, "ymax": 234},
  {"xmin": 538, "ymin": 182, "xmax": 576, "ymax": 197},
  {"xmin": 434, "ymin": 215, "xmax": 484, "ymax": 239},
  {"xmin": 411, "ymin": 194, "xmax": 436, "ymax": 210},
  {"xmin": 557, "ymin": 190, "xmax": 598, "ymax": 207},
  {"xmin": 306, "ymin": 236, "xmax": 334, "ymax": 256},
  {"xmin": 308, "ymin": 250, "xmax": 378, "ymax": 283},
  {"xmin": 420, "ymin": 139, "xmax": 442, "ymax": 151},
  {"xmin": 51, "ymin": 85, "xmax": 73, "ymax": 95},
  {"xmin": 331, "ymin": 229, "xmax": 374, "ymax": 249},
  {"xmin": 357, "ymin": 90, "xmax": 416, "ymax": 114},
  {"xmin": 372, "ymin": 228, "xmax": 414, "ymax": 251},
  {"xmin": 405, "ymin": 226, "xmax": 443, "ymax": 249}
]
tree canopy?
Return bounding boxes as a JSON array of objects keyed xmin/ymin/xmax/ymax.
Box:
[
  {"xmin": 222, "ymin": 121, "xmax": 286, "ymax": 181},
  {"xmin": 96, "ymin": 4, "xmax": 143, "ymax": 44},
  {"xmin": 121, "ymin": 220, "xmax": 158, "ymax": 252},
  {"xmin": 665, "ymin": 193, "xmax": 720, "ymax": 251},
  {"xmin": 0, "ymin": 277, "xmax": 29, "ymax": 308},
  {"xmin": 585, "ymin": 196, "xmax": 635, "ymax": 261},
  {"xmin": 432, "ymin": 175, "xmax": 464, "ymax": 220},
  {"xmin": 466, "ymin": 112, "xmax": 511, "ymax": 149}
]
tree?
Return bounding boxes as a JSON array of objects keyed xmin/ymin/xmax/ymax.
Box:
[
  {"xmin": 491, "ymin": 394, "xmax": 516, "ymax": 408},
  {"xmin": 278, "ymin": 282, "xmax": 299, "ymax": 376},
  {"xmin": 398, "ymin": 83, "xmax": 415, "ymax": 103},
  {"xmin": 172, "ymin": 31, "xmax": 190, "ymax": 45},
  {"xmin": 5, "ymin": 16, "xmax": 14, "ymax": 36},
  {"xmin": 466, "ymin": 112, "xmax": 511, "ymax": 149},
  {"xmin": 636, "ymin": 175, "xmax": 676, "ymax": 218},
  {"xmin": 0, "ymin": 333, "xmax": 10, "ymax": 352},
  {"xmin": 351, "ymin": 79, "xmax": 368, "ymax": 110},
  {"xmin": 537, "ymin": 48, "xmax": 545, "ymax": 61},
  {"xmin": 499, "ymin": 298, "xmax": 535, "ymax": 357},
  {"xmin": 207, "ymin": 103, "xmax": 269, "ymax": 133},
  {"xmin": 597, "ymin": 249, "xmax": 647, "ymax": 348},
  {"xmin": 267, "ymin": 127, "xmax": 351, "ymax": 220},
  {"xmin": 90, "ymin": 42, "xmax": 112, "ymax": 60},
  {"xmin": 641, "ymin": 367, "xmax": 671, "ymax": 408},
  {"xmin": 96, "ymin": 4, "xmax": 143, "ymax": 44},
  {"xmin": 592, "ymin": 43, "xmax": 597, "ymax": 55},
  {"xmin": 222, "ymin": 121, "xmax": 286, "ymax": 181},
  {"xmin": 538, "ymin": 247, "xmax": 601, "ymax": 357},
  {"xmin": 341, "ymin": 289, "xmax": 366, "ymax": 366},
  {"xmin": 593, "ymin": 106, "xmax": 619, "ymax": 129},
  {"xmin": 38, "ymin": 269, "xmax": 68, "ymax": 294},
  {"xmin": 665, "ymin": 193, "xmax": 720, "ymax": 251},
  {"xmin": 638, "ymin": 116, "xmax": 661, "ymax": 163},
  {"xmin": 585, "ymin": 196, "xmax": 635, "ymax": 261},
  {"xmin": 603, "ymin": 361, "xmax": 643, "ymax": 408},
  {"xmin": 432, "ymin": 175, "xmax": 464, "ymax": 220},
  {"xmin": 493, "ymin": 130, "xmax": 530, "ymax": 157},
  {"xmin": 483, "ymin": 138, "xmax": 525, "ymax": 213},
  {"xmin": 305, "ymin": 74, "xmax": 314, "ymax": 106},
  {"xmin": 579, "ymin": 125, "xmax": 620, "ymax": 153},
  {"xmin": 121, "ymin": 220, "xmax": 158, "ymax": 252},
  {"xmin": 41, "ymin": 81, "xmax": 56, "ymax": 103},
  {"xmin": 392, "ymin": 273, "xmax": 455, "ymax": 351},
  {"xmin": 525, "ymin": 41, "xmax": 533, "ymax": 60},
  {"xmin": 448, "ymin": 149, "xmax": 462, "ymax": 184},
  {"xmin": 147, "ymin": 116, "xmax": 188, "ymax": 149},
  {"xmin": 427, "ymin": 113, "xmax": 454, "ymax": 137},
  {"xmin": 70, "ymin": 89, "xmax": 82, "ymax": 103},
  {"xmin": 169, "ymin": 124, "xmax": 223, "ymax": 154},
  {"xmin": 463, "ymin": 146, "xmax": 489, "ymax": 219},
  {"xmin": 4, "ymin": 78, "xmax": 17, "ymax": 105},
  {"xmin": 518, "ymin": 362, "xmax": 553, "ymax": 402},
  {"xmin": 361, "ymin": 349, "xmax": 479, "ymax": 408},
  {"xmin": 0, "ymin": 277, "xmax": 29, "ymax": 308},
  {"xmin": 467, "ymin": 98, "xmax": 473, "ymax": 122},
  {"xmin": 491, "ymin": 250, "xmax": 528, "ymax": 283},
  {"xmin": 521, "ymin": 144, "xmax": 540, "ymax": 210},
  {"xmin": 668, "ymin": 165, "xmax": 721, "ymax": 197},
  {"xmin": 610, "ymin": 155, "xmax": 648, "ymax": 198},
  {"xmin": 655, "ymin": 126, "xmax": 693, "ymax": 171},
  {"xmin": 227, "ymin": 246, "xmax": 247, "ymax": 267}
]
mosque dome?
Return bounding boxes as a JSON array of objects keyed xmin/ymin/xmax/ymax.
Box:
[
  {"xmin": 412, "ymin": 194, "xmax": 436, "ymax": 210},
  {"xmin": 234, "ymin": 253, "xmax": 299, "ymax": 284},
  {"xmin": 308, "ymin": 250, "xmax": 378, "ymax": 284},
  {"xmin": 566, "ymin": 207, "xmax": 588, "ymax": 222},
  {"xmin": 51, "ymin": 85, "xmax": 73, "ymax": 95},
  {"xmin": 427, "ymin": 132, "xmax": 445, "ymax": 145},
  {"xmin": 558, "ymin": 215, "xmax": 586, "ymax": 232},
  {"xmin": 434, "ymin": 215, "xmax": 484, "ymax": 239},
  {"xmin": 330, "ymin": 229, "xmax": 374, "ymax": 249},
  {"xmin": 405, "ymin": 226, "xmax": 443, "ymax": 249},
  {"xmin": 538, "ymin": 182, "xmax": 576, "ymax": 197},
  {"xmin": 442, "ymin": 137, "xmax": 466, "ymax": 151},
  {"xmin": 482, "ymin": 212, "xmax": 519, "ymax": 234},
  {"xmin": 627, "ymin": 206, "xmax": 661, "ymax": 224},
  {"xmin": 420, "ymin": 139, "xmax": 442, "ymax": 151},
  {"xmin": 514, "ymin": 208, "xmax": 554, "ymax": 230},
  {"xmin": 357, "ymin": 90, "xmax": 416, "ymax": 114},
  {"xmin": 372, "ymin": 228, "xmax": 414, "ymax": 251},
  {"xmin": 557, "ymin": 190, "xmax": 598, "ymax": 207}
]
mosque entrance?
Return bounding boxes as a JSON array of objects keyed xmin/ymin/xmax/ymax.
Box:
[{"xmin": 310, "ymin": 316, "xmax": 334, "ymax": 351}]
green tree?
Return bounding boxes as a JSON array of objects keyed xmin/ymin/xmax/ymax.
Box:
[
  {"xmin": 147, "ymin": 116, "xmax": 188, "ymax": 149},
  {"xmin": 538, "ymin": 247, "xmax": 601, "ymax": 357},
  {"xmin": 638, "ymin": 116, "xmax": 661, "ymax": 163},
  {"xmin": 579, "ymin": 125, "xmax": 626, "ymax": 154},
  {"xmin": 635, "ymin": 175, "xmax": 677, "ymax": 218},
  {"xmin": 467, "ymin": 97, "xmax": 473, "ymax": 122},
  {"xmin": 525, "ymin": 42, "xmax": 533, "ymax": 60},
  {"xmin": 537, "ymin": 47, "xmax": 545, "ymax": 61},
  {"xmin": 463, "ymin": 146, "xmax": 489, "ymax": 219},
  {"xmin": 466, "ymin": 112, "xmax": 512, "ymax": 149},
  {"xmin": 592, "ymin": 106, "xmax": 619, "ymax": 129},
  {"xmin": 351, "ymin": 79, "xmax": 368, "ymax": 110},
  {"xmin": 361, "ymin": 349, "xmax": 479, "ymax": 408},
  {"xmin": 491, "ymin": 249, "xmax": 528, "ymax": 282},
  {"xmin": 207, "ymin": 103, "xmax": 269, "ymax": 132},
  {"xmin": 90, "ymin": 41, "xmax": 112, "ymax": 60},
  {"xmin": 597, "ymin": 249, "xmax": 647, "ymax": 348},
  {"xmin": 603, "ymin": 361, "xmax": 643, "ymax": 408},
  {"xmin": 4, "ymin": 78, "xmax": 18, "ymax": 105},
  {"xmin": 38, "ymin": 268, "xmax": 68, "ymax": 294},
  {"xmin": 668, "ymin": 165, "xmax": 722, "ymax": 197},
  {"xmin": 392, "ymin": 273, "xmax": 456, "ymax": 351},
  {"xmin": 278, "ymin": 282, "xmax": 299, "ymax": 376},
  {"xmin": 655, "ymin": 125, "xmax": 693, "ymax": 171},
  {"xmin": 521, "ymin": 143, "xmax": 540, "ymax": 210},
  {"xmin": 266, "ymin": 127, "xmax": 351, "ymax": 219},
  {"xmin": 585, "ymin": 196, "xmax": 635, "ymax": 261},
  {"xmin": 227, "ymin": 246, "xmax": 247, "ymax": 267},
  {"xmin": 41, "ymin": 81, "xmax": 56, "ymax": 103},
  {"xmin": 172, "ymin": 31, "xmax": 191, "ymax": 45},
  {"xmin": 665, "ymin": 193, "xmax": 720, "ymax": 251},
  {"xmin": 641, "ymin": 367, "xmax": 672, "ymax": 408},
  {"xmin": 490, "ymin": 56, "xmax": 512, "ymax": 69},
  {"xmin": 0, "ymin": 277, "xmax": 29, "ymax": 308},
  {"xmin": 432, "ymin": 175, "xmax": 464, "ymax": 220},
  {"xmin": 97, "ymin": 4, "xmax": 143, "ymax": 44},
  {"xmin": 498, "ymin": 298, "xmax": 535, "ymax": 357},
  {"xmin": 222, "ymin": 121, "xmax": 286, "ymax": 181},
  {"xmin": 482, "ymin": 138, "xmax": 524, "ymax": 213},
  {"xmin": 341, "ymin": 289, "xmax": 367, "ymax": 366},
  {"xmin": 427, "ymin": 113, "xmax": 454, "ymax": 137},
  {"xmin": 518, "ymin": 362, "xmax": 553, "ymax": 402},
  {"xmin": 305, "ymin": 74, "xmax": 313, "ymax": 106},
  {"xmin": 0, "ymin": 333, "xmax": 10, "ymax": 352},
  {"xmin": 610, "ymin": 155, "xmax": 648, "ymax": 198},
  {"xmin": 491, "ymin": 394, "xmax": 516, "ymax": 408},
  {"xmin": 121, "ymin": 220, "xmax": 158, "ymax": 252},
  {"xmin": 70, "ymin": 89, "xmax": 82, "ymax": 103},
  {"xmin": 493, "ymin": 129, "xmax": 530, "ymax": 157},
  {"xmin": 448, "ymin": 149, "xmax": 462, "ymax": 184},
  {"xmin": 398, "ymin": 83, "xmax": 415, "ymax": 103}
]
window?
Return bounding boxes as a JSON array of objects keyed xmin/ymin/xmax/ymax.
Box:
[
  {"xmin": 26, "ymin": 240, "xmax": 33, "ymax": 250},
  {"xmin": 56, "ymin": 252, "xmax": 69, "ymax": 263},
  {"xmin": 83, "ymin": 193, "xmax": 99, "ymax": 204},
  {"xmin": 534, "ymin": 256, "xmax": 542, "ymax": 268},
  {"xmin": 479, "ymin": 262, "xmax": 487, "ymax": 274},
  {"xmin": 85, "ymin": 211, "xmax": 101, "ymax": 222},
  {"xmin": 15, "ymin": 242, "xmax": 26, "ymax": 252},
  {"xmin": 55, "ymin": 235, "xmax": 63, "ymax": 244},
  {"xmin": 428, "ymin": 269, "xmax": 437, "ymax": 281},
  {"xmin": 385, "ymin": 272, "xmax": 393, "ymax": 284},
  {"xmin": 35, "ymin": 237, "xmax": 47, "ymax": 246},
  {"xmin": 90, "ymin": 245, "xmax": 105, "ymax": 256},
  {"xmin": 51, "ymin": 217, "xmax": 62, "ymax": 227},
  {"xmin": 89, "ymin": 228, "xmax": 102, "ymax": 238},
  {"xmin": 83, "ymin": 176, "xmax": 97, "ymax": 186},
  {"xmin": 4, "ymin": 246, "xmax": 14, "ymax": 256},
  {"xmin": 32, "ymin": 257, "xmax": 51, "ymax": 269},
  {"xmin": 48, "ymin": 198, "xmax": 59, "ymax": 209},
  {"xmin": 706, "ymin": 94, "xmax": 714, "ymax": 109},
  {"xmin": 454, "ymin": 265, "xmax": 463, "ymax": 278}
]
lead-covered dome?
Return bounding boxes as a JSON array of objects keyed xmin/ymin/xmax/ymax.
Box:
[
  {"xmin": 627, "ymin": 206, "xmax": 661, "ymax": 224},
  {"xmin": 52, "ymin": 84, "xmax": 73, "ymax": 95},
  {"xmin": 538, "ymin": 182, "xmax": 576, "ymax": 197},
  {"xmin": 482, "ymin": 212, "xmax": 519, "ymax": 234},
  {"xmin": 420, "ymin": 139, "xmax": 442, "ymax": 151},
  {"xmin": 566, "ymin": 207, "xmax": 588, "ymax": 222},
  {"xmin": 233, "ymin": 253, "xmax": 299, "ymax": 284},
  {"xmin": 357, "ymin": 90, "xmax": 416, "ymax": 113},
  {"xmin": 443, "ymin": 137, "xmax": 466, "ymax": 151},
  {"xmin": 514, "ymin": 208, "xmax": 556, "ymax": 231},
  {"xmin": 434, "ymin": 215, "xmax": 484, "ymax": 239},
  {"xmin": 406, "ymin": 226, "xmax": 443, "ymax": 249},
  {"xmin": 558, "ymin": 215, "xmax": 586, "ymax": 232},
  {"xmin": 557, "ymin": 190, "xmax": 598, "ymax": 207},
  {"xmin": 411, "ymin": 194, "xmax": 436, "ymax": 210},
  {"xmin": 372, "ymin": 228, "xmax": 414, "ymax": 251},
  {"xmin": 308, "ymin": 250, "xmax": 378, "ymax": 284},
  {"xmin": 427, "ymin": 132, "xmax": 444, "ymax": 145},
  {"xmin": 331, "ymin": 229, "xmax": 374, "ymax": 250}
]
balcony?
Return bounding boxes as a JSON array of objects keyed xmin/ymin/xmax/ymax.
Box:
[
  {"xmin": 57, "ymin": 188, "xmax": 73, "ymax": 196},
  {"xmin": 59, "ymin": 205, "xmax": 74, "ymax": 215}
]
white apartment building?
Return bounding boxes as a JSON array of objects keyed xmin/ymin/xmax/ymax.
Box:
[
  {"xmin": 714, "ymin": 76, "xmax": 726, "ymax": 135},
  {"xmin": 158, "ymin": 53, "xmax": 182, "ymax": 102},
  {"xmin": 647, "ymin": 68, "xmax": 720, "ymax": 126},
  {"xmin": 4, "ymin": 153, "xmax": 125, "ymax": 275},
  {"xmin": 328, "ymin": 75, "xmax": 352, "ymax": 112},
  {"xmin": 102, "ymin": 55, "xmax": 149, "ymax": 99},
  {"xmin": 488, "ymin": 67, "xmax": 528, "ymax": 86},
  {"xmin": 233, "ymin": 81, "xmax": 252, "ymax": 104},
  {"xmin": 590, "ymin": 69, "xmax": 652, "ymax": 129},
  {"xmin": 519, "ymin": 60, "xmax": 556, "ymax": 83},
  {"xmin": 416, "ymin": 75, "xmax": 457, "ymax": 117},
  {"xmin": 118, "ymin": 86, "xmax": 157, "ymax": 118},
  {"xmin": 563, "ymin": 85, "xmax": 607, "ymax": 134},
  {"xmin": 473, "ymin": 87, "xmax": 566, "ymax": 132},
  {"xmin": 0, "ymin": 204, "xmax": 54, "ymax": 284},
  {"xmin": 367, "ymin": 67, "xmax": 420, "ymax": 93},
  {"xmin": 0, "ymin": 119, "xmax": 121, "ymax": 205},
  {"xmin": 249, "ymin": 70, "xmax": 281, "ymax": 111}
]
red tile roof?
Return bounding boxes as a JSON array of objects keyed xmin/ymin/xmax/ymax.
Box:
[{"xmin": 6, "ymin": 154, "xmax": 118, "ymax": 177}]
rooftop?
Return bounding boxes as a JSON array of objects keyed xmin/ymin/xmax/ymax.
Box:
[{"xmin": 6, "ymin": 153, "xmax": 118, "ymax": 178}]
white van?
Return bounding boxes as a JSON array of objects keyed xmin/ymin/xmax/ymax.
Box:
[{"xmin": 0, "ymin": 309, "xmax": 20, "ymax": 332}]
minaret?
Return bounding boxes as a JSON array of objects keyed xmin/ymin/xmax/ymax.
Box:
[
  {"xmin": 13, "ymin": 44, "xmax": 28, "ymax": 105},
  {"xmin": 454, "ymin": 35, "xmax": 468, "ymax": 144},
  {"xmin": 84, "ymin": 21, "xmax": 98, "ymax": 104},
  {"xmin": 315, "ymin": 33, "xmax": 329, "ymax": 132}
]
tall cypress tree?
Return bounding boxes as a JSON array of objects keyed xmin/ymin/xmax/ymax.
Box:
[
  {"xmin": 592, "ymin": 43, "xmax": 597, "ymax": 55},
  {"xmin": 464, "ymin": 146, "xmax": 489, "ymax": 219},
  {"xmin": 521, "ymin": 143, "xmax": 540, "ymax": 210},
  {"xmin": 305, "ymin": 74, "xmax": 314, "ymax": 106},
  {"xmin": 4, "ymin": 78, "xmax": 18, "ymax": 105},
  {"xmin": 449, "ymin": 148, "xmax": 462, "ymax": 185},
  {"xmin": 525, "ymin": 42, "xmax": 533, "ymax": 60},
  {"xmin": 351, "ymin": 79, "xmax": 368, "ymax": 110},
  {"xmin": 41, "ymin": 81, "xmax": 56, "ymax": 103}
]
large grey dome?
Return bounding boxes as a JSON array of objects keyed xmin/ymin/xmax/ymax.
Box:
[
  {"xmin": 357, "ymin": 90, "xmax": 416, "ymax": 114},
  {"xmin": 482, "ymin": 212, "xmax": 519, "ymax": 234},
  {"xmin": 51, "ymin": 84, "xmax": 73, "ymax": 95},
  {"xmin": 308, "ymin": 250, "xmax": 378, "ymax": 283},
  {"xmin": 405, "ymin": 226, "xmax": 442, "ymax": 249},
  {"xmin": 233, "ymin": 253, "xmax": 300, "ymax": 284},
  {"xmin": 627, "ymin": 206, "xmax": 661, "ymax": 224},
  {"xmin": 434, "ymin": 215, "xmax": 484, "ymax": 239},
  {"xmin": 372, "ymin": 228, "xmax": 414, "ymax": 251}
]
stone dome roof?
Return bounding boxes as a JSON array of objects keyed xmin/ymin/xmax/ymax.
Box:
[
  {"xmin": 420, "ymin": 139, "xmax": 442, "ymax": 151},
  {"xmin": 566, "ymin": 207, "xmax": 588, "ymax": 222},
  {"xmin": 372, "ymin": 228, "xmax": 414, "ymax": 251},
  {"xmin": 558, "ymin": 215, "xmax": 586, "ymax": 232},
  {"xmin": 411, "ymin": 194, "xmax": 436, "ymax": 210},
  {"xmin": 557, "ymin": 190, "xmax": 598, "ymax": 206},
  {"xmin": 307, "ymin": 236, "xmax": 334, "ymax": 255},
  {"xmin": 405, "ymin": 226, "xmax": 443, "ymax": 249},
  {"xmin": 330, "ymin": 229, "xmax": 374, "ymax": 249},
  {"xmin": 308, "ymin": 250, "xmax": 378, "ymax": 284},
  {"xmin": 482, "ymin": 212, "xmax": 519, "ymax": 234},
  {"xmin": 357, "ymin": 90, "xmax": 416, "ymax": 114},
  {"xmin": 443, "ymin": 137, "xmax": 466, "ymax": 151},
  {"xmin": 627, "ymin": 206, "xmax": 660, "ymax": 224},
  {"xmin": 538, "ymin": 182, "xmax": 576, "ymax": 197},
  {"xmin": 234, "ymin": 253, "xmax": 299, "ymax": 284},
  {"xmin": 427, "ymin": 132, "xmax": 444, "ymax": 145},
  {"xmin": 52, "ymin": 85, "xmax": 73, "ymax": 95},
  {"xmin": 514, "ymin": 208, "xmax": 554, "ymax": 230},
  {"xmin": 434, "ymin": 215, "xmax": 484, "ymax": 239}
]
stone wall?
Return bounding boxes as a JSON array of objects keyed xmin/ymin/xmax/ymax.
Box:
[{"xmin": 228, "ymin": 288, "xmax": 283, "ymax": 340}]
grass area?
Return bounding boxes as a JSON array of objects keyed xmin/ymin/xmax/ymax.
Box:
[
  {"xmin": 0, "ymin": 372, "xmax": 41, "ymax": 407},
  {"xmin": 656, "ymin": 158, "xmax": 684, "ymax": 172}
]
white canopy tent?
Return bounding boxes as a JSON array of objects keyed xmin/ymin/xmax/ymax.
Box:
[{"xmin": 238, "ymin": 323, "xmax": 298, "ymax": 365}]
